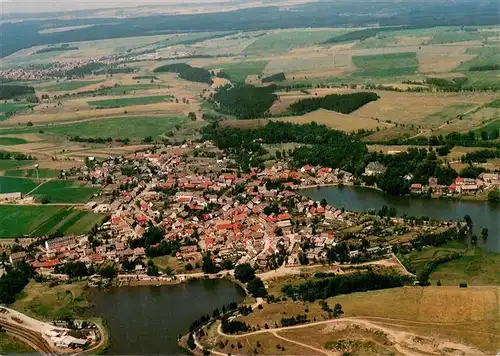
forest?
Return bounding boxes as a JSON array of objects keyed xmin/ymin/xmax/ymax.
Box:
[
  {"xmin": 281, "ymin": 271, "xmax": 410, "ymax": 301},
  {"xmin": 288, "ymin": 92, "xmax": 379, "ymax": 115},
  {"xmin": 0, "ymin": 85, "xmax": 35, "ymax": 100},
  {"xmin": 262, "ymin": 72, "xmax": 286, "ymax": 83},
  {"xmin": 212, "ymin": 84, "xmax": 278, "ymax": 119},
  {"xmin": 153, "ymin": 63, "xmax": 213, "ymax": 85}
]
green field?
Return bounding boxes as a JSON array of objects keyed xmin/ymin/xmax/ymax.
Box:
[
  {"xmin": 478, "ymin": 119, "xmax": 500, "ymax": 134},
  {"xmin": 244, "ymin": 29, "xmax": 352, "ymax": 53},
  {"xmin": 31, "ymin": 208, "xmax": 105, "ymax": 236},
  {"xmin": 487, "ymin": 99, "xmax": 500, "ymax": 108},
  {"xmin": 44, "ymin": 80, "xmax": 102, "ymax": 92},
  {"xmin": 88, "ymin": 95, "xmax": 172, "ymax": 109},
  {"xmin": 0, "ymin": 176, "xmax": 38, "ymax": 193},
  {"xmin": 209, "ymin": 61, "xmax": 269, "ymax": 83},
  {"xmin": 429, "ymin": 29, "xmax": 490, "ymax": 44},
  {"xmin": 0, "ymin": 137, "xmax": 28, "ymax": 145},
  {"xmin": 352, "ymin": 52, "xmax": 418, "ymax": 77},
  {"xmin": 97, "ymin": 84, "xmax": 168, "ymax": 95},
  {"xmin": 31, "ymin": 180, "xmax": 99, "ymax": 203},
  {"xmin": 429, "ymin": 249, "xmax": 500, "ymax": 286},
  {"xmin": 0, "ymin": 160, "xmax": 35, "ymax": 171},
  {"xmin": 0, "ymin": 205, "xmax": 104, "ymax": 237},
  {"xmin": 5, "ymin": 168, "xmax": 60, "ymax": 179},
  {"xmin": 456, "ymin": 47, "xmax": 500, "ymax": 71},
  {"xmin": 405, "ymin": 241, "xmax": 468, "ymax": 273}
]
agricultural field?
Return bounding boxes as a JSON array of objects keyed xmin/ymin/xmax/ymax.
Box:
[
  {"xmin": 243, "ymin": 29, "xmax": 353, "ymax": 54},
  {"xmin": 208, "ymin": 61, "xmax": 269, "ymax": 83},
  {"xmin": 43, "ymin": 80, "xmax": 102, "ymax": 92},
  {"xmin": 87, "ymin": 95, "xmax": 172, "ymax": 109},
  {"xmin": 271, "ymin": 109, "xmax": 393, "ymax": 132},
  {"xmin": 30, "ymin": 180, "xmax": 99, "ymax": 203},
  {"xmin": 352, "ymin": 52, "xmax": 418, "ymax": 77},
  {"xmin": 0, "ymin": 160, "xmax": 35, "ymax": 171},
  {"xmin": 0, "ymin": 176, "xmax": 38, "ymax": 193},
  {"xmin": 0, "ymin": 205, "xmax": 104, "ymax": 237},
  {"xmin": 0, "ymin": 137, "xmax": 28, "ymax": 145},
  {"xmin": 455, "ymin": 47, "xmax": 500, "ymax": 71},
  {"xmin": 96, "ymin": 84, "xmax": 168, "ymax": 96},
  {"xmin": 4, "ymin": 168, "xmax": 60, "ymax": 179},
  {"xmin": 0, "ymin": 102, "xmax": 30, "ymax": 120}
]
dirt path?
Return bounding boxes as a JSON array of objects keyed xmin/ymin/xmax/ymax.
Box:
[{"xmin": 215, "ymin": 316, "xmax": 484, "ymax": 356}]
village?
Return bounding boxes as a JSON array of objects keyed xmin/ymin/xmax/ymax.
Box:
[{"xmin": 2, "ymin": 140, "xmax": 490, "ymax": 289}]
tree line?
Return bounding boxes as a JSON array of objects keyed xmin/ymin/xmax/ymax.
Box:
[
  {"xmin": 262, "ymin": 72, "xmax": 286, "ymax": 83},
  {"xmin": 281, "ymin": 271, "xmax": 411, "ymax": 301},
  {"xmin": 288, "ymin": 92, "xmax": 379, "ymax": 115},
  {"xmin": 153, "ymin": 63, "xmax": 213, "ymax": 85},
  {"xmin": 0, "ymin": 151, "xmax": 34, "ymax": 161}
]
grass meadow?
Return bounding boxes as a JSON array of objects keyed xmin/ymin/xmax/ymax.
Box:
[{"xmin": 5, "ymin": 168, "xmax": 60, "ymax": 179}]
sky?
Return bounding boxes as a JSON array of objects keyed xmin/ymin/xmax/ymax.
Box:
[{"xmin": 0, "ymin": 0, "xmax": 230, "ymax": 14}]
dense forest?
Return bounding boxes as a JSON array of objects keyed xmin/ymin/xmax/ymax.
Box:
[
  {"xmin": 153, "ymin": 63, "xmax": 212, "ymax": 85},
  {"xmin": 0, "ymin": 85, "xmax": 35, "ymax": 100},
  {"xmin": 378, "ymin": 131, "xmax": 500, "ymax": 148},
  {"xmin": 288, "ymin": 92, "xmax": 379, "ymax": 115},
  {"xmin": 281, "ymin": 271, "xmax": 411, "ymax": 301},
  {"xmin": 469, "ymin": 64, "xmax": 500, "ymax": 71},
  {"xmin": 202, "ymin": 121, "xmax": 368, "ymax": 172},
  {"xmin": 34, "ymin": 45, "xmax": 79, "ymax": 54},
  {"xmin": 212, "ymin": 84, "xmax": 277, "ymax": 119},
  {"xmin": 0, "ymin": 262, "xmax": 35, "ymax": 304},
  {"xmin": 1, "ymin": 0, "xmax": 498, "ymax": 58},
  {"xmin": 262, "ymin": 72, "xmax": 286, "ymax": 83}
]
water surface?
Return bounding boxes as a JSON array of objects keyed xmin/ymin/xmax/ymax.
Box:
[
  {"xmin": 89, "ymin": 279, "xmax": 245, "ymax": 355},
  {"xmin": 302, "ymin": 186, "xmax": 500, "ymax": 252}
]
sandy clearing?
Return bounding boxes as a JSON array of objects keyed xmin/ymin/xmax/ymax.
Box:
[{"xmin": 354, "ymin": 91, "xmax": 496, "ymax": 126}]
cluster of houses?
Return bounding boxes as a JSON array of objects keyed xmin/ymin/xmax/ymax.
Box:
[
  {"xmin": 2, "ymin": 142, "xmax": 459, "ymax": 285},
  {"xmin": 410, "ymin": 173, "xmax": 500, "ymax": 196}
]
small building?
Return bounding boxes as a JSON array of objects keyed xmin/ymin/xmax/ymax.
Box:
[
  {"xmin": 9, "ymin": 251, "xmax": 26, "ymax": 264},
  {"xmin": 364, "ymin": 162, "xmax": 386, "ymax": 176}
]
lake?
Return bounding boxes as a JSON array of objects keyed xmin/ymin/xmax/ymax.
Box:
[
  {"xmin": 301, "ymin": 186, "xmax": 500, "ymax": 252},
  {"xmin": 88, "ymin": 279, "xmax": 246, "ymax": 355}
]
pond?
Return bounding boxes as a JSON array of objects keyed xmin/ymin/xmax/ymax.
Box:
[
  {"xmin": 88, "ymin": 279, "xmax": 246, "ymax": 355},
  {"xmin": 301, "ymin": 186, "xmax": 500, "ymax": 252}
]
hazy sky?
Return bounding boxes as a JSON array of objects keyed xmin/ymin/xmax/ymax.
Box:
[{"xmin": 0, "ymin": 0, "xmax": 229, "ymax": 14}]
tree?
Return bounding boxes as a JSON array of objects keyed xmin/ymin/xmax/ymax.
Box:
[
  {"xmin": 202, "ymin": 253, "xmax": 218, "ymax": 274},
  {"xmin": 234, "ymin": 263, "xmax": 255, "ymax": 283},
  {"xmin": 188, "ymin": 112, "xmax": 197, "ymax": 121},
  {"xmin": 463, "ymin": 215, "xmax": 473, "ymax": 229},
  {"xmin": 333, "ymin": 303, "xmax": 344, "ymax": 317},
  {"xmin": 143, "ymin": 136, "xmax": 153, "ymax": 143},
  {"xmin": 100, "ymin": 265, "xmax": 117, "ymax": 279},
  {"xmin": 247, "ymin": 277, "xmax": 267, "ymax": 298},
  {"xmin": 488, "ymin": 190, "xmax": 500, "ymax": 203},
  {"xmin": 320, "ymin": 198, "xmax": 328, "ymax": 207},
  {"xmin": 146, "ymin": 260, "xmax": 159, "ymax": 276},
  {"xmin": 437, "ymin": 280, "xmax": 442, "ymax": 286}
]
